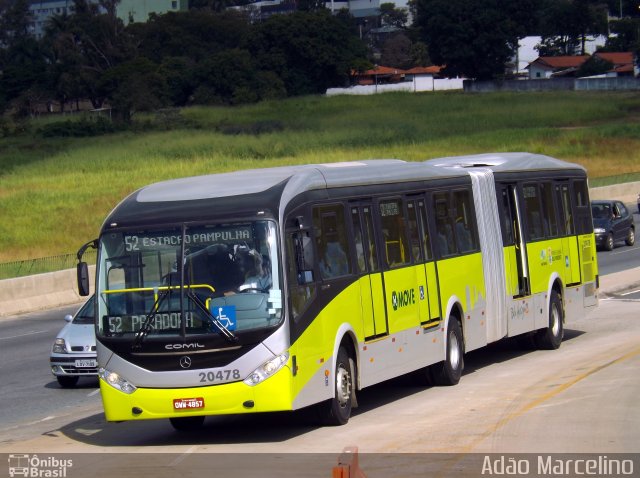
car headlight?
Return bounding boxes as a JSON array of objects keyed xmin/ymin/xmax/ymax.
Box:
[
  {"xmin": 99, "ymin": 368, "xmax": 137, "ymax": 394},
  {"xmin": 243, "ymin": 352, "xmax": 289, "ymax": 386},
  {"xmin": 594, "ymin": 227, "xmax": 605, "ymax": 234},
  {"xmin": 52, "ymin": 338, "xmax": 67, "ymax": 354}
]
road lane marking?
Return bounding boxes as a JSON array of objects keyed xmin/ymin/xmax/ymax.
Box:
[
  {"xmin": 620, "ymin": 288, "xmax": 640, "ymax": 296},
  {"xmin": 465, "ymin": 344, "xmax": 640, "ymax": 452},
  {"xmin": 0, "ymin": 330, "xmax": 49, "ymax": 340},
  {"xmin": 169, "ymin": 445, "xmax": 199, "ymax": 466},
  {"xmin": 88, "ymin": 389, "xmax": 100, "ymax": 397}
]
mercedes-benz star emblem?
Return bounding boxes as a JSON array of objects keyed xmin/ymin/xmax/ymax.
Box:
[{"xmin": 179, "ymin": 356, "xmax": 192, "ymax": 369}]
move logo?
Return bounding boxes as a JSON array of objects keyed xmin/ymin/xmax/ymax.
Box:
[{"xmin": 391, "ymin": 289, "xmax": 416, "ymax": 311}]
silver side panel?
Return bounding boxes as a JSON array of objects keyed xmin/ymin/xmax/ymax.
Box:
[{"xmin": 469, "ymin": 169, "xmax": 508, "ymax": 343}]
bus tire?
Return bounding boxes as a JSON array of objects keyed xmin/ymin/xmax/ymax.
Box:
[
  {"xmin": 169, "ymin": 415, "xmax": 205, "ymax": 431},
  {"xmin": 535, "ymin": 290, "xmax": 564, "ymax": 350},
  {"xmin": 431, "ymin": 318, "xmax": 464, "ymax": 386},
  {"xmin": 321, "ymin": 346, "xmax": 353, "ymax": 426}
]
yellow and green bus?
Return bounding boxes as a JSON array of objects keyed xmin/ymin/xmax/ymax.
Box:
[{"xmin": 76, "ymin": 153, "xmax": 598, "ymax": 430}]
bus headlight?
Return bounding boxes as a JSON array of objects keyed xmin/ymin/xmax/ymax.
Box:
[
  {"xmin": 52, "ymin": 338, "xmax": 67, "ymax": 354},
  {"xmin": 243, "ymin": 352, "xmax": 289, "ymax": 386},
  {"xmin": 99, "ymin": 368, "xmax": 137, "ymax": 394},
  {"xmin": 593, "ymin": 227, "xmax": 605, "ymax": 234}
]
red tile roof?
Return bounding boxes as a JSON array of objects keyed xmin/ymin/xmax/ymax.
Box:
[
  {"xmin": 593, "ymin": 51, "xmax": 633, "ymax": 66},
  {"xmin": 529, "ymin": 55, "xmax": 590, "ymax": 70},
  {"xmin": 404, "ymin": 65, "xmax": 443, "ymax": 75}
]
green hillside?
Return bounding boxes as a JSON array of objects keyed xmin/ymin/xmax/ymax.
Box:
[{"xmin": 2, "ymin": 90, "xmax": 640, "ymax": 263}]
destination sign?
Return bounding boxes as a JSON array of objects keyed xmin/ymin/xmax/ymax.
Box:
[
  {"xmin": 105, "ymin": 312, "xmax": 206, "ymax": 333},
  {"xmin": 380, "ymin": 201, "xmax": 401, "ymax": 217},
  {"xmin": 124, "ymin": 226, "xmax": 252, "ymax": 251}
]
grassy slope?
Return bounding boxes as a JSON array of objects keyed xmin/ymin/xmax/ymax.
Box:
[{"xmin": 1, "ymin": 90, "xmax": 640, "ymax": 262}]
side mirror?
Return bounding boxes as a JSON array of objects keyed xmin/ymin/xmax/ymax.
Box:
[
  {"xmin": 77, "ymin": 262, "xmax": 91, "ymax": 297},
  {"xmin": 64, "ymin": 314, "xmax": 73, "ymax": 323}
]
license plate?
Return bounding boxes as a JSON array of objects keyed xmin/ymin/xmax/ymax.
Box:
[
  {"xmin": 173, "ymin": 397, "xmax": 205, "ymax": 410},
  {"xmin": 75, "ymin": 359, "xmax": 97, "ymax": 368}
]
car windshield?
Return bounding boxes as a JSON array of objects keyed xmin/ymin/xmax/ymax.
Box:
[
  {"xmin": 96, "ymin": 221, "xmax": 282, "ymax": 338},
  {"xmin": 591, "ymin": 203, "xmax": 612, "ymax": 219},
  {"xmin": 72, "ymin": 296, "xmax": 95, "ymax": 325}
]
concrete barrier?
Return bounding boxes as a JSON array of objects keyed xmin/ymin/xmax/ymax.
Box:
[
  {"xmin": 0, "ymin": 182, "xmax": 637, "ymax": 317},
  {"xmin": 589, "ymin": 181, "xmax": 639, "ymax": 204},
  {"xmin": 0, "ymin": 266, "xmax": 94, "ymax": 317}
]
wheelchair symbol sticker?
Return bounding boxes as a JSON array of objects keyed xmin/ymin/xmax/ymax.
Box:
[{"xmin": 213, "ymin": 305, "xmax": 237, "ymax": 331}]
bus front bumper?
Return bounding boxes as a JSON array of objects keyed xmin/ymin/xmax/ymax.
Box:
[{"xmin": 100, "ymin": 366, "xmax": 293, "ymax": 422}]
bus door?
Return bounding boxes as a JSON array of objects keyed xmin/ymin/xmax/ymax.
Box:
[
  {"xmin": 406, "ymin": 198, "xmax": 441, "ymax": 326},
  {"xmin": 557, "ymin": 182, "xmax": 581, "ymax": 285},
  {"xmin": 350, "ymin": 204, "xmax": 387, "ymax": 339},
  {"xmin": 500, "ymin": 184, "xmax": 530, "ymax": 297},
  {"xmin": 377, "ymin": 198, "xmax": 424, "ymax": 334}
]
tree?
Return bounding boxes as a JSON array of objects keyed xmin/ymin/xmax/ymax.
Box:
[
  {"xmin": 380, "ymin": 33, "xmax": 413, "ymax": 69},
  {"xmin": 251, "ymin": 11, "xmax": 369, "ymax": 95},
  {"xmin": 0, "ymin": 0, "xmax": 49, "ymax": 115},
  {"xmin": 132, "ymin": 10, "xmax": 251, "ymax": 63},
  {"xmin": 100, "ymin": 57, "xmax": 169, "ymax": 121},
  {"xmin": 414, "ymin": 0, "xmax": 540, "ymax": 80},
  {"xmin": 605, "ymin": 17, "xmax": 640, "ymax": 52},
  {"xmin": 536, "ymin": 0, "xmax": 608, "ymax": 56},
  {"xmin": 380, "ymin": 3, "xmax": 408, "ymax": 28}
]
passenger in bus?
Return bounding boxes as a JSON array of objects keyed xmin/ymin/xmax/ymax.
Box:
[
  {"xmin": 319, "ymin": 240, "xmax": 348, "ymax": 279},
  {"xmin": 455, "ymin": 219, "xmax": 473, "ymax": 252},
  {"xmin": 437, "ymin": 223, "xmax": 454, "ymax": 256}
]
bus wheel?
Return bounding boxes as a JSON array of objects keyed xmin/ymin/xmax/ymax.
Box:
[
  {"xmin": 321, "ymin": 346, "xmax": 353, "ymax": 426},
  {"xmin": 431, "ymin": 318, "xmax": 464, "ymax": 386},
  {"xmin": 535, "ymin": 290, "xmax": 564, "ymax": 350},
  {"xmin": 169, "ymin": 415, "xmax": 205, "ymax": 431}
]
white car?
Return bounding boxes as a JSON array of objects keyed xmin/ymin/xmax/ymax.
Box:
[{"xmin": 49, "ymin": 295, "xmax": 97, "ymax": 387}]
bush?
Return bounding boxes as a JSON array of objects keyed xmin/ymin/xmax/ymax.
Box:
[{"xmin": 39, "ymin": 116, "xmax": 119, "ymax": 137}]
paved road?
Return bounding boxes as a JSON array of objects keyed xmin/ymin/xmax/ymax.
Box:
[{"xmin": 0, "ymin": 298, "xmax": 638, "ymax": 458}]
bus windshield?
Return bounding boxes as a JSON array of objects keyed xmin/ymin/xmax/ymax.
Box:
[{"xmin": 96, "ymin": 220, "xmax": 282, "ymax": 339}]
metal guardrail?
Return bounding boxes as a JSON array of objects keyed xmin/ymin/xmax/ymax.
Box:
[{"xmin": 0, "ymin": 251, "xmax": 97, "ymax": 280}]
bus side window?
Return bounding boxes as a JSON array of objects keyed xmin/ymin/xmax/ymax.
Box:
[
  {"xmin": 351, "ymin": 208, "xmax": 367, "ymax": 274},
  {"xmin": 417, "ymin": 200, "xmax": 433, "ymax": 261},
  {"xmin": 452, "ymin": 190, "xmax": 477, "ymax": 253},
  {"xmin": 286, "ymin": 231, "xmax": 316, "ymax": 321},
  {"xmin": 499, "ymin": 186, "xmax": 515, "ymax": 245},
  {"xmin": 313, "ymin": 205, "xmax": 351, "ymax": 280},
  {"xmin": 560, "ymin": 184, "xmax": 574, "ymax": 235},
  {"xmin": 540, "ymin": 182, "xmax": 559, "ymax": 238},
  {"xmin": 573, "ymin": 179, "xmax": 592, "ymax": 234},
  {"xmin": 523, "ymin": 184, "xmax": 545, "ymax": 241},
  {"xmin": 434, "ymin": 192, "xmax": 454, "ymax": 257},
  {"xmin": 379, "ymin": 198, "xmax": 410, "ymax": 267},
  {"xmin": 407, "ymin": 201, "xmax": 423, "ymax": 263}
]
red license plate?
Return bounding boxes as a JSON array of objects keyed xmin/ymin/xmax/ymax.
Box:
[{"xmin": 173, "ymin": 397, "xmax": 205, "ymax": 410}]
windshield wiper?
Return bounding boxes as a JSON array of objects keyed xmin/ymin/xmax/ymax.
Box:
[
  {"xmin": 187, "ymin": 290, "xmax": 238, "ymax": 344},
  {"xmin": 131, "ymin": 288, "xmax": 171, "ymax": 351}
]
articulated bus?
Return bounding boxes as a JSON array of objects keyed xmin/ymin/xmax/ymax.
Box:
[{"xmin": 76, "ymin": 152, "xmax": 598, "ymax": 430}]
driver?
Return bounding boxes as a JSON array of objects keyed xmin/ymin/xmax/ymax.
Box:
[{"xmin": 238, "ymin": 250, "xmax": 272, "ymax": 292}]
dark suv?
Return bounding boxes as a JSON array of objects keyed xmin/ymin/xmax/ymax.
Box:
[{"xmin": 591, "ymin": 200, "xmax": 635, "ymax": 251}]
